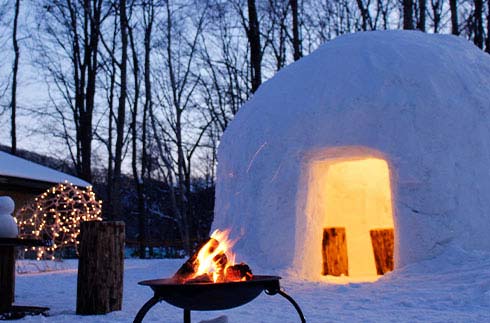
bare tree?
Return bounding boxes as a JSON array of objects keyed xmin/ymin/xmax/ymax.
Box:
[
  {"xmin": 199, "ymin": 1, "xmax": 249, "ymax": 133},
  {"xmin": 290, "ymin": 0, "xmax": 302, "ymax": 60},
  {"xmin": 151, "ymin": 0, "xmax": 211, "ymax": 254},
  {"xmin": 34, "ymin": 0, "xmax": 106, "ymax": 182},
  {"xmin": 235, "ymin": 0, "xmax": 262, "ymax": 93},
  {"xmin": 356, "ymin": 0, "xmax": 373, "ymax": 30},
  {"xmin": 247, "ymin": 0, "xmax": 261, "ymax": 92},
  {"xmin": 263, "ymin": 0, "xmax": 290, "ymax": 71},
  {"xmin": 127, "ymin": 0, "xmax": 155, "ymax": 258},
  {"xmin": 110, "ymin": 0, "xmax": 129, "ymax": 221},
  {"xmin": 10, "ymin": 0, "xmax": 20, "ymax": 155},
  {"xmin": 428, "ymin": 0, "xmax": 443, "ymax": 33}
]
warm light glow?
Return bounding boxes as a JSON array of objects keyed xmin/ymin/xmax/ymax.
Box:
[{"xmin": 300, "ymin": 156, "xmax": 394, "ymax": 282}]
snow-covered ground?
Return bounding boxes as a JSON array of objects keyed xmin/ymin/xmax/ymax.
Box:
[{"xmin": 15, "ymin": 247, "xmax": 490, "ymax": 322}]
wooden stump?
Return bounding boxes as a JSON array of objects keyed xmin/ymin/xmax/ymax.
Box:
[
  {"xmin": 370, "ymin": 228, "xmax": 394, "ymax": 275},
  {"xmin": 322, "ymin": 227, "xmax": 348, "ymax": 276},
  {"xmin": 76, "ymin": 221, "xmax": 125, "ymax": 315},
  {"xmin": 0, "ymin": 246, "xmax": 15, "ymax": 312}
]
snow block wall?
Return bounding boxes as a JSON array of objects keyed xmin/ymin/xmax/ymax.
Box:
[{"xmin": 213, "ymin": 30, "xmax": 490, "ymax": 280}]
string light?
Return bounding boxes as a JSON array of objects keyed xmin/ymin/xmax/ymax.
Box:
[{"xmin": 16, "ymin": 181, "xmax": 102, "ymax": 261}]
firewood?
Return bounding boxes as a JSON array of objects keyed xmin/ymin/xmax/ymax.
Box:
[
  {"xmin": 370, "ymin": 228, "xmax": 394, "ymax": 275},
  {"xmin": 225, "ymin": 263, "xmax": 253, "ymax": 281},
  {"xmin": 322, "ymin": 227, "xmax": 348, "ymax": 276},
  {"xmin": 173, "ymin": 238, "xmax": 217, "ymax": 282},
  {"xmin": 184, "ymin": 273, "xmax": 213, "ymax": 284}
]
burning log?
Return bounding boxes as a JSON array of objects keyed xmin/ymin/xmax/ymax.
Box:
[
  {"xmin": 184, "ymin": 274, "xmax": 213, "ymax": 284},
  {"xmin": 173, "ymin": 238, "xmax": 216, "ymax": 282},
  {"xmin": 225, "ymin": 263, "xmax": 253, "ymax": 281}
]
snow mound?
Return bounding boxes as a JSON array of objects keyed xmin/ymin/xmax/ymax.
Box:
[{"xmin": 213, "ymin": 30, "xmax": 490, "ymax": 280}]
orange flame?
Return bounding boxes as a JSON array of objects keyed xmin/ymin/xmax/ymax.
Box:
[{"xmin": 194, "ymin": 229, "xmax": 237, "ymax": 283}]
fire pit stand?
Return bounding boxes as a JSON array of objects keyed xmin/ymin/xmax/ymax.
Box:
[{"xmin": 134, "ymin": 275, "xmax": 306, "ymax": 323}]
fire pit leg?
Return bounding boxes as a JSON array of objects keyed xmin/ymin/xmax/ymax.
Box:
[
  {"xmin": 133, "ymin": 296, "xmax": 161, "ymax": 323},
  {"xmin": 265, "ymin": 288, "xmax": 306, "ymax": 323},
  {"xmin": 277, "ymin": 290, "xmax": 306, "ymax": 323},
  {"xmin": 184, "ymin": 309, "xmax": 191, "ymax": 323}
]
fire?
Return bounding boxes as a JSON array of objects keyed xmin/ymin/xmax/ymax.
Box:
[
  {"xmin": 173, "ymin": 229, "xmax": 253, "ymax": 283},
  {"xmin": 195, "ymin": 229, "xmax": 236, "ymax": 282}
]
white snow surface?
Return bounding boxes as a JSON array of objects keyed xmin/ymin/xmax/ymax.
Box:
[
  {"xmin": 213, "ymin": 30, "xmax": 490, "ymax": 275},
  {"xmin": 0, "ymin": 151, "xmax": 89, "ymax": 187},
  {"xmin": 13, "ymin": 251, "xmax": 490, "ymax": 322}
]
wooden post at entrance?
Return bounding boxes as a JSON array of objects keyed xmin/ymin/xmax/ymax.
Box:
[
  {"xmin": 76, "ymin": 221, "xmax": 125, "ymax": 315},
  {"xmin": 322, "ymin": 227, "xmax": 348, "ymax": 276},
  {"xmin": 0, "ymin": 246, "xmax": 15, "ymax": 312},
  {"xmin": 370, "ymin": 228, "xmax": 394, "ymax": 275}
]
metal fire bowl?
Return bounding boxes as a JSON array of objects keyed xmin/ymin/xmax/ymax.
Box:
[{"xmin": 138, "ymin": 275, "xmax": 281, "ymax": 311}]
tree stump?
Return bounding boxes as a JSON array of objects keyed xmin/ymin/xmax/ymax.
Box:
[
  {"xmin": 370, "ymin": 228, "xmax": 394, "ymax": 275},
  {"xmin": 322, "ymin": 227, "xmax": 348, "ymax": 276},
  {"xmin": 0, "ymin": 246, "xmax": 15, "ymax": 312},
  {"xmin": 76, "ymin": 221, "xmax": 125, "ymax": 315}
]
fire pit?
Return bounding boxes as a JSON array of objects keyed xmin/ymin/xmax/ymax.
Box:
[
  {"xmin": 134, "ymin": 230, "xmax": 305, "ymax": 322},
  {"xmin": 134, "ymin": 275, "xmax": 305, "ymax": 323}
]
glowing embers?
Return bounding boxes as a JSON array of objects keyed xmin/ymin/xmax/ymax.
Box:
[{"xmin": 306, "ymin": 157, "xmax": 395, "ymax": 282}]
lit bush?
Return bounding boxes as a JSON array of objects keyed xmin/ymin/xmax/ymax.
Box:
[{"xmin": 16, "ymin": 182, "xmax": 102, "ymax": 260}]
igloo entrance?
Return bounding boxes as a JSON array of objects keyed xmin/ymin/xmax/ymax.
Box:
[{"xmin": 300, "ymin": 153, "xmax": 395, "ymax": 282}]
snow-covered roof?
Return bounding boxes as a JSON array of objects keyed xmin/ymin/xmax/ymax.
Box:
[{"xmin": 0, "ymin": 151, "xmax": 90, "ymax": 187}]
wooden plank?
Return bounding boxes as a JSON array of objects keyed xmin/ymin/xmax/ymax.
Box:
[
  {"xmin": 0, "ymin": 246, "xmax": 15, "ymax": 312},
  {"xmin": 322, "ymin": 227, "xmax": 348, "ymax": 276},
  {"xmin": 370, "ymin": 228, "xmax": 395, "ymax": 275},
  {"xmin": 76, "ymin": 221, "xmax": 125, "ymax": 315}
]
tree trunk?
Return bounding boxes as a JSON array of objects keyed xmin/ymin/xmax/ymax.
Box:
[
  {"xmin": 370, "ymin": 228, "xmax": 394, "ymax": 275},
  {"xmin": 247, "ymin": 0, "xmax": 262, "ymax": 93},
  {"xmin": 403, "ymin": 0, "xmax": 414, "ymax": 29},
  {"xmin": 76, "ymin": 221, "xmax": 125, "ymax": 315},
  {"xmin": 417, "ymin": 0, "xmax": 426, "ymax": 31},
  {"xmin": 112, "ymin": 0, "xmax": 129, "ymax": 220},
  {"xmin": 10, "ymin": 0, "xmax": 20, "ymax": 156},
  {"xmin": 140, "ymin": 0, "xmax": 154, "ymax": 257},
  {"xmin": 322, "ymin": 227, "xmax": 348, "ymax": 276},
  {"xmin": 449, "ymin": 0, "xmax": 459, "ymax": 35},
  {"xmin": 290, "ymin": 0, "xmax": 302, "ymax": 61},
  {"xmin": 0, "ymin": 246, "xmax": 15, "ymax": 311},
  {"xmin": 80, "ymin": 113, "xmax": 93, "ymax": 183},
  {"xmin": 474, "ymin": 0, "xmax": 484, "ymax": 48},
  {"xmin": 129, "ymin": 23, "xmax": 146, "ymax": 259}
]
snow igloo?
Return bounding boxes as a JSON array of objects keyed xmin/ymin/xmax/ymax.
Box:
[{"xmin": 213, "ymin": 30, "xmax": 490, "ymax": 282}]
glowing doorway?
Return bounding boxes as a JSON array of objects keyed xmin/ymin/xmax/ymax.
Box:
[{"xmin": 302, "ymin": 157, "xmax": 395, "ymax": 282}]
